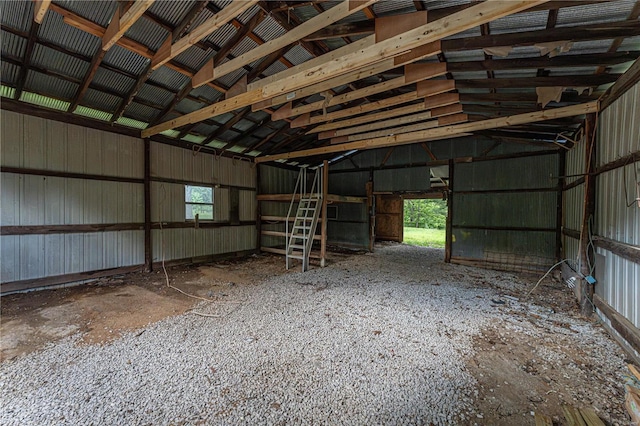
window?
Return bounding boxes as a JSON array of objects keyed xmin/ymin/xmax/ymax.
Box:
[{"xmin": 185, "ymin": 185, "xmax": 214, "ymax": 221}]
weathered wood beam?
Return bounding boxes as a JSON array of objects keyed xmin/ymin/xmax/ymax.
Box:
[
  {"xmin": 67, "ymin": 49, "xmax": 107, "ymax": 112},
  {"xmin": 597, "ymin": 0, "xmax": 640, "ymax": 73},
  {"xmin": 14, "ymin": 19, "xmax": 40, "ymax": 101},
  {"xmin": 103, "ymin": 0, "xmax": 155, "ymax": 51},
  {"xmin": 33, "ymin": 0, "xmax": 52, "ymax": 24},
  {"xmin": 273, "ymin": 62, "xmax": 447, "ymax": 120},
  {"xmin": 330, "ymin": 112, "xmax": 468, "ymax": 144},
  {"xmin": 600, "ymin": 57, "xmax": 640, "ymax": 110},
  {"xmin": 457, "ymin": 74, "xmax": 620, "ymax": 89},
  {"xmin": 460, "ymin": 92, "xmax": 598, "ymax": 104},
  {"xmin": 193, "ymin": 0, "xmax": 377, "ymax": 88},
  {"xmin": 255, "ymin": 101, "xmax": 599, "ymax": 163},
  {"xmin": 144, "ymin": 1, "xmax": 548, "ymax": 137},
  {"xmin": 311, "ymin": 92, "xmax": 460, "ymax": 135},
  {"xmin": 172, "ymin": 0, "xmax": 208, "ymax": 39},
  {"xmin": 151, "ymin": 0, "xmax": 258, "ymax": 70},
  {"xmin": 320, "ymin": 104, "xmax": 465, "ymax": 140}
]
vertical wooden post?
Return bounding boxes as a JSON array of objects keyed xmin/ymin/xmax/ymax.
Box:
[
  {"xmin": 366, "ymin": 180, "xmax": 374, "ymax": 252},
  {"xmin": 320, "ymin": 160, "xmax": 328, "ymax": 267},
  {"xmin": 556, "ymin": 149, "xmax": 566, "ymax": 261},
  {"xmin": 580, "ymin": 113, "xmax": 597, "ymax": 316},
  {"xmin": 144, "ymin": 138, "xmax": 152, "ymax": 272},
  {"xmin": 256, "ymin": 164, "xmax": 261, "ymax": 252},
  {"xmin": 445, "ymin": 159, "xmax": 454, "ymax": 263}
]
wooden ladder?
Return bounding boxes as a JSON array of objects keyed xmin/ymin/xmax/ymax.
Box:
[{"xmin": 286, "ymin": 167, "xmax": 322, "ymax": 272}]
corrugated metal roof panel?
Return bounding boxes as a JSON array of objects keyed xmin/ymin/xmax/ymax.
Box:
[
  {"xmin": 338, "ymin": 10, "xmax": 368, "ymax": 24},
  {"xmin": 1, "ymin": 29, "xmax": 27, "ymax": 58},
  {"xmin": 232, "ymin": 119, "xmax": 255, "ymax": 132},
  {"xmin": 562, "ymin": 39, "xmax": 616, "ymax": 56},
  {"xmin": 219, "ymin": 130, "xmax": 238, "ymax": 141},
  {"xmin": 323, "ymin": 38, "xmax": 347, "ymax": 50},
  {"xmin": 38, "ymin": 11, "xmax": 101, "ymax": 57},
  {"xmin": 103, "ymin": 45, "xmax": 150, "ymax": 76},
  {"xmin": 25, "ymin": 70, "xmax": 78, "ymax": 100},
  {"xmin": 148, "ymin": 66, "xmax": 190, "ymax": 91},
  {"xmin": 423, "ymin": 0, "xmax": 471, "ymax": 9},
  {"xmin": 175, "ymin": 97, "xmax": 206, "ymax": 114},
  {"xmin": 212, "ymin": 0, "xmax": 234, "ymax": 9},
  {"xmin": 492, "ymin": 69, "xmax": 538, "ymax": 78},
  {"xmin": 137, "ymin": 83, "xmax": 174, "ymax": 107},
  {"xmin": 92, "ymin": 67, "xmax": 135, "ymax": 96},
  {"xmin": 230, "ymin": 37, "xmax": 260, "ymax": 58},
  {"xmin": 124, "ymin": 101, "xmax": 158, "ymax": 122},
  {"xmin": 618, "ymin": 35, "xmax": 640, "ymax": 51},
  {"xmin": 189, "ymin": 85, "xmax": 223, "ymax": 103},
  {"xmin": 291, "ymin": 5, "xmax": 320, "ymax": 21},
  {"xmin": 548, "ymin": 66, "xmax": 599, "ymax": 76},
  {"xmin": 1, "ymin": 62, "xmax": 20, "ymax": 86},
  {"xmin": 54, "ymin": 0, "xmax": 117, "ymax": 27},
  {"xmin": 82, "ymin": 88, "xmax": 121, "ymax": 112},
  {"xmin": 148, "ymin": 0, "xmax": 197, "ymax": 26},
  {"xmin": 31, "ymin": 44, "xmax": 89, "ymax": 81},
  {"xmin": 247, "ymin": 110, "xmax": 270, "ymax": 122},
  {"xmin": 237, "ymin": 5, "xmax": 261, "ymax": 24},
  {"xmin": 174, "ymin": 45, "xmax": 213, "ymax": 70},
  {"xmin": 254, "ymin": 15, "xmax": 287, "ymax": 41},
  {"xmin": 445, "ymin": 49, "xmax": 485, "ymax": 61},
  {"xmin": 556, "ymin": 0, "xmax": 635, "ymax": 27},
  {"xmin": 1, "ymin": 1, "xmax": 32, "ymax": 32},
  {"xmin": 125, "ymin": 16, "xmax": 169, "ymax": 52},
  {"xmin": 261, "ymin": 59, "xmax": 288, "ymax": 77},
  {"xmin": 489, "ymin": 10, "xmax": 548, "ymax": 35},
  {"xmin": 444, "ymin": 26, "xmax": 482, "ymax": 40},
  {"xmin": 374, "ymin": 0, "xmax": 415, "ymax": 16},
  {"xmin": 204, "ymin": 23, "xmax": 236, "ymax": 47},
  {"xmin": 504, "ymin": 45, "xmax": 543, "ymax": 59},
  {"xmin": 192, "ymin": 123, "xmax": 216, "ymax": 135},
  {"xmin": 284, "ymin": 44, "xmax": 314, "ymax": 66},
  {"xmin": 216, "ymin": 67, "xmax": 246, "ymax": 88}
]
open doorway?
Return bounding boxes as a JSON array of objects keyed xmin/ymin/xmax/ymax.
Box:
[{"xmin": 403, "ymin": 197, "xmax": 447, "ymax": 248}]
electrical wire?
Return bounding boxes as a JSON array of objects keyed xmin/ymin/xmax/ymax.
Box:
[{"xmin": 526, "ymin": 259, "xmax": 570, "ymax": 298}]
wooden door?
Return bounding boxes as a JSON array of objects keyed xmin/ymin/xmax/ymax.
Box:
[{"xmin": 375, "ymin": 195, "xmax": 403, "ymax": 242}]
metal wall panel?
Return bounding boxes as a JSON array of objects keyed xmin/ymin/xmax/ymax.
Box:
[
  {"xmin": 455, "ymin": 154, "xmax": 559, "ymax": 191},
  {"xmin": 373, "ymin": 166, "xmax": 430, "ymax": 192},
  {"xmin": 592, "ymin": 81, "xmax": 640, "ymax": 329},
  {"xmin": 258, "ymin": 165, "xmax": 298, "ymax": 194},
  {"xmin": 0, "ymin": 111, "xmax": 143, "ymax": 177},
  {"xmin": 453, "ymin": 192, "xmax": 557, "ymax": 228}
]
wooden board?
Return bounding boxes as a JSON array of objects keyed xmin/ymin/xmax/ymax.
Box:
[{"xmin": 375, "ymin": 195, "xmax": 403, "ymax": 242}]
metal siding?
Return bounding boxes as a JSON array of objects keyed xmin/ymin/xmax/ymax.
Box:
[
  {"xmin": 455, "ymin": 154, "xmax": 559, "ymax": 191},
  {"xmin": 453, "ymin": 192, "xmax": 557, "ymax": 228},
  {"xmin": 0, "ymin": 111, "xmax": 145, "ymax": 284},
  {"xmin": 239, "ymin": 190, "xmax": 256, "ymax": 221},
  {"xmin": 374, "ymin": 166, "xmax": 430, "ymax": 192},
  {"xmin": 592, "ymin": 80, "xmax": 640, "ymax": 329},
  {"xmin": 452, "ymin": 229, "xmax": 556, "ymax": 263}
]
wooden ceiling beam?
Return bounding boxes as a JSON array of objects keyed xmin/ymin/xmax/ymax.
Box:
[
  {"xmin": 318, "ymin": 103, "xmax": 464, "ymax": 139},
  {"xmin": 102, "ymin": 0, "xmax": 155, "ymax": 51},
  {"xmin": 33, "ymin": 0, "xmax": 52, "ymax": 24},
  {"xmin": 14, "ymin": 19, "xmax": 40, "ymax": 101},
  {"xmin": 151, "ymin": 0, "xmax": 258, "ymax": 70},
  {"xmin": 308, "ymin": 93, "xmax": 462, "ymax": 139},
  {"xmin": 193, "ymin": 0, "xmax": 377, "ymax": 88},
  {"xmin": 455, "ymin": 74, "xmax": 620, "ymax": 89},
  {"xmin": 143, "ymin": 1, "xmax": 548, "ymax": 137},
  {"xmin": 255, "ymin": 102, "xmax": 599, "ymax": 163},
  {"xmin": 273, "ymin": 62, "xmax": 447, "ymax": 120}
]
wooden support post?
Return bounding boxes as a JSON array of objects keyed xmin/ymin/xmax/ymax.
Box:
[
  {"xmin": 320, "ymin": 160, "xmax": 329, "ymax": 267},
  {"xmin": 144, "ymin": 138, "xmax": 152, "ymax": 272},
  {"xmin": 556, "ymin": 149, "xmax": 566, "ymax": 261},
  {"xmin": 256, "ymin": 165, "xmax": 262, "ymax": 252},
  {"xmin": 445, "ymin": 159, "xmax": 454, "ymax": 263},
  {"xmin": 366, "ymin": 180, "xmax": 374, "ymax": 252},
  {"xmin": 580, "ymin": 113, "xmax": 597, "ymax": 316}
]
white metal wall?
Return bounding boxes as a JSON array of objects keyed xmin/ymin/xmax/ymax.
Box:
[
  {"xmin": 563, "ymin": 137, "xmax": 586, "ymax": 270},
  {"xmin": 594, "ymin": 81, "xmax": 640, "ymax": 329},
  {"xmin": 0, "ymin": 111, "xmax": 144, "ymax": 283},
  {"xmin": 149, "ymin": 142, "xmax": 257, "ymax": 262}
]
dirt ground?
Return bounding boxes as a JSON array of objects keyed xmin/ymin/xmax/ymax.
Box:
[{"xmin": 0, "ymin": 248, "xmax": 633, "ymax": 425}]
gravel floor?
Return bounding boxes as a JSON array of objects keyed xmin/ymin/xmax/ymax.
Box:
[{"xmin": 0, "ymin": 245, "xmax": 628, "ymax": 425}]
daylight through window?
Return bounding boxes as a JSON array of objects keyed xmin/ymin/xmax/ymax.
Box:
[{"xmin": 185, "ymin": 185, "xmax": 214, "ymax": 221}]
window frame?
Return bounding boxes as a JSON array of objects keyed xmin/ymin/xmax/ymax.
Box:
[{"xmin": 184, "ymin": 184, "xmax": 215, "ymax": 222}]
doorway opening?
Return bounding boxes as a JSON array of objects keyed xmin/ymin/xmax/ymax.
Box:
[{"xmin": 403, "ymin": 198, "xmax": 447, "ymax": 248}]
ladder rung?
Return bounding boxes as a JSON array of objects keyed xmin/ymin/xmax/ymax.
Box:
[{"xmin": 289, "ymin": 244, "xmax": 305, "ymax": 249}]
